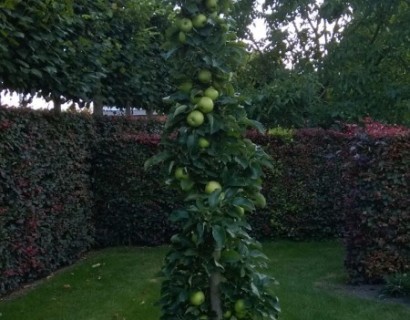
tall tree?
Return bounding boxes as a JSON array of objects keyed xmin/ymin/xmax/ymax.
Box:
[
  {"xmin": 146, "ymin": 0, "xmax": 280, "ymax": 319},
  {"xmin": 242, "ymin": 0, "xmax": 410, "ymax": 127},
  {"xmin": 320, "ymin": 0, "xmax": 410, "ymax": 125},
  {"xmin": 0, "ymin": 0, "xmax": 173, "ymax": 115}
]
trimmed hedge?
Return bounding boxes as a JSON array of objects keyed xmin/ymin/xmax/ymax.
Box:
[
  {"xmin": 250, "ymin": 129, "xmax": 347, "ymax": 240},
  {"xmin": 0, "ymin": 109, "xmax": 95, "ymax": 295},
  {"xmin": 92, "ymin": 132, "xmax": 180, "ymax": 247},
  {"xmin": 1, "ymin": 108, "xmax": 409, "ymax": 295},
  {"xmin": 344, "ymin": 134, "xmax": 410, "ymax": 283}
]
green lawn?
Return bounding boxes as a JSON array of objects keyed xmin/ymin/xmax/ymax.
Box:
[{"xmin": 0, "ymin": 241, "xmax": 409, "ymax": 320}]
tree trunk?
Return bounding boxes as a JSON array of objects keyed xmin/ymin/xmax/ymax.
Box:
[
  {"xmin": 210, "ymin": 272, "xmax": 223, "ymax": 320},
  {"xmin": 146, "ymin": 107, "xmax": 154, "ymax": 119},
  {"xmin": 93, "ymin": 95, "xmax": 104, "ymax": 116},
  {"xmin": 53, "ymin": 97, "xmax": 61, "ymax": 114},
  {"xmin": 125, "ymin": 101, "xmax": 132, "ymax": 117}
]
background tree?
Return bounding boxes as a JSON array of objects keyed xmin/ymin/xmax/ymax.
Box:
[
  {"xmin": 318, "ymin": 0, "xmax": 410, "ymax": 125},
  {"xmin": 0, "ymin": 0, "xmax": 173, "ymax": 115},
  {"xmin": 239, "ymin": 0, "xmax": 410, "ymax": 128}
]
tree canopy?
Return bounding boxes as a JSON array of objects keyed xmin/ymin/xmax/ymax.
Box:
[
  {"xmin": 0, "ymin": 0, "xmax": 408, "ymax": 124},
  {"xmin": 238, "ymin": 0, "xmax": 410, "ymax": 127},
  {"xmin": 0, "ymin": 0, "xmax": 173, "ymax": 114}
]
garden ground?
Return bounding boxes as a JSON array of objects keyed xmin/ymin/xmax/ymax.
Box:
[{"xmin": 0, "ymin": 241, "xmax": 409, "ymax": 320}]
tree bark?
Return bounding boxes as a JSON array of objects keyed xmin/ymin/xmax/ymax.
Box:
[
  {"xmin": 93, "ymin": 95, "xmax": 104, "ymax": 116},
  {"xmin": 125, "ymin": 100, "xmax": 132, "ymax": 117},
  {"xmin": 210, "ymin": 272, "xmax": 223, "ymax": 320},
  {"xmin": 53, "ymin": 97, "xmax": 61, "ymax": 114},
  {"xmin": 146, "ymin": 107, "xmax": 154, "ymax": 119}
]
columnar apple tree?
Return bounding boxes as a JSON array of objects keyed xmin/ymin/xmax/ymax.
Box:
[{"xmin": 146, "ymin": 0, "xmax": 280, "ymax": 319}]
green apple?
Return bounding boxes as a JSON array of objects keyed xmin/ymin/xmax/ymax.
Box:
[
  {"xmin": 192, "ymin": 14, "xmax": 207, "ymax": 28},
  {"xmin": 186, "ymin": 110, "xmax": 204, "ymax": 127},
  {"xmin": 178, "ymin": 81, "xmax": 193, "ymax": 93},
  {"xmin": 197, "ymin": 96, "xmax": 214, "ymax": 113},
  {"xmin": 198, "ymin": 137, "xmax": 210, "ymax": 148},
  {"xmin": 198, "ymin": 69, "xmax": 212, "ymax": 83},
  {"xmin": 223, "ymin": 310, "xmax": 232, "ymax": 318},
  {"xmin": 235, "ymin": 206, "xmax": 245, "ymax": 217},
  {"xmin": 199, "ymin": 316, "xmax": 208, "ymax": 320},
  {"xmin": 174, "ymin": 167, "xmax": 189, "ymax": 180},
  {"xmin": 178, "ymin": 31, "xmax": 186, "ymax": 43},
  {"xmin": 253, "ymin": 192, "xmax": 267, "ymax": 208},
  {"xmin": 205, "ymin": 0, "xmax": 218, "ymax": 12},
  {"xmin": 179, "ymin": 18, "xmax": 193, "ymax": 32},
  {"xmin": 205, "ymin": 181, "xmax": 222, "ymax": 194},
  {"xmin": 234, "ymin": 299, "xmax": 246, "ymax": 313},
  {"xmin": 204, "ymin": 86, "xmax": 219, "ymax": 100},
  {"xmin": 190, "ymin": 291, "xmax": 205, "ymax": 306}
]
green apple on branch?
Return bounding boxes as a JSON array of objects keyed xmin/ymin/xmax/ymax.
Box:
[
  {"xmin": 198, "ymin": 137, "xmax": 210, "ymax": 148},
  {"xmin": 186, "ymin": 110, "xmax": 204, "ymax": 127},
  {"xmin": 205, "ymin": 181, "xmax": 222, "ymax": 194},
  {"xmin": 178, "ymin": 80, "xmax": 193, "ymax": 93},
  {"xmin": 179, "ymin": 18, "xmax": 193, "ymax": 33},
  {"xmin": 198, "ymin": 69, "xmax": 212, "ymax": 83},
  {"xmin": 197, "ymin": 96, "xmax": 214, "ymax": 113},
  {"xmin": 204, "ymin": 86, "xmax": 219, "ymax": 100},
  {"xmin": 190, "ymin": 291, "xmax": 205, "ymax": 306},
  {"xmin": 192, "ymin": 14, "xmax": 208, "ymax": 28},
  {"xmin": 174, "ymin": 167, "xmax": 189, "ymax": 180},
  {"xmin": 205, "ymin": 0, "xmax": 218, "ymax": 12}
]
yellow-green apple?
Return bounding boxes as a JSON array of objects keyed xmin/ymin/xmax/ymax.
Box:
[
  {"xmin": 197, "ymin": 96, "xmax": 214, "ymax": 113},
  {"xmin": 192, "ymin": 14, "xmax": 207, "ymax": 28},
  {"xmin": 204, "ymin": 86, "xmax": 219, "ymax": 100},
  {"xmin": 186, "ymin": 110, "xmax": 204, "ymax": 127},
  {"xmin": 178, "ymin": 31, "xmax": 186, "ymax": 43},
  {"xmin": 205, "ymin": 0, "xmax": 218, "ymax": 12},
  {"xmin": 205, "ymin": 181, "xmax": 222, "ymax": 194},
  {"xmin": 198, "ymin": 69, "xmax": 212, "ymax": 83},
  {"xmin": 178, "ymin": 80, "xmax": 193, "ymax": 93},
  {"xmin": 198, "ymin": 137, "xmax": 210, "ymax": 148},
  {"xmin": 174, "ymin": 167, "xmax": 189, "ymax": 180},
  {"xmin": 190, "ymin": 291, "xmax": 205, "ymax": 306},
  {"xmin": 179, "ymin": 18, "xmax": 193, "ymax": 32}
]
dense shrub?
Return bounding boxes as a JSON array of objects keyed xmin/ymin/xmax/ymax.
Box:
[
  {"xmin": 94, "ymin": 115, "xmax": 165, "ymax": 138},
  {"xmin": 1, "ymin": 108, "xmax": 409, "ymax": 294},
  {"xmin": 344, "ymin": 133, "xmax": 410, "ymax": 283},
  {"xmin": 249, "ymin": 129, "xmax": 347, "ymax": 240},
  {"xmin": 92, "ymin": 126, "xmax": 180, "ymax": 247},
  {"xmin": 0, "ymin": 109, "xmax": 95, "ymax": 296}
]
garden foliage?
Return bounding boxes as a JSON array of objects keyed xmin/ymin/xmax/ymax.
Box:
[
  {"xmin": 0, "ymin": 109, "xmax": 94, "ymax": 295},
  {"xmin": 1, "ymin": 108, "xmax": 409, "ymax": 296},
  {"xmin": 92, "ymin": 130, "xmax": 179, "ymax": 247},
  {"xmin": 249, "ymin": 129, "xmax": 346, "ymax": 240},
  {"xmin": 344, "ymin": 130, "xmax": 410, "ymax": 283}
]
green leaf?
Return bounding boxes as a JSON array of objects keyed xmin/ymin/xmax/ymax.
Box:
[
  {"xmin": 174, "ymin": 104, "xmax": 188, "ymax": 117},
  {"xmin": 180, "ymin": 179, "xmax": 194, "ymax": 191},
  {"xmin": 241, "ymin": 118, "xmax": 266, "ymax": 133},
  {"xmin": 221, "ymin": 250, "xmax": 242, "ymax": 263},
  {"xmin": 208, "ymin": 189, "xmax": 223, "ymax": 208},
  {"xmin": 212, "ymin": 225, "xmax": 226, "ymax": 250},
  {"xmin": 144, "ymin": 151, "xmax": 171, "ymax": 170},
  {"xmin": 169, "ymin": 210, "xmax": 189, "ymax": 223}
]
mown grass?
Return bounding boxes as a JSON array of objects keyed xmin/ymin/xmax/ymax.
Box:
[{"xmin": 0, "ymin": 241, "xmax": 409, "ymax": 320}]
